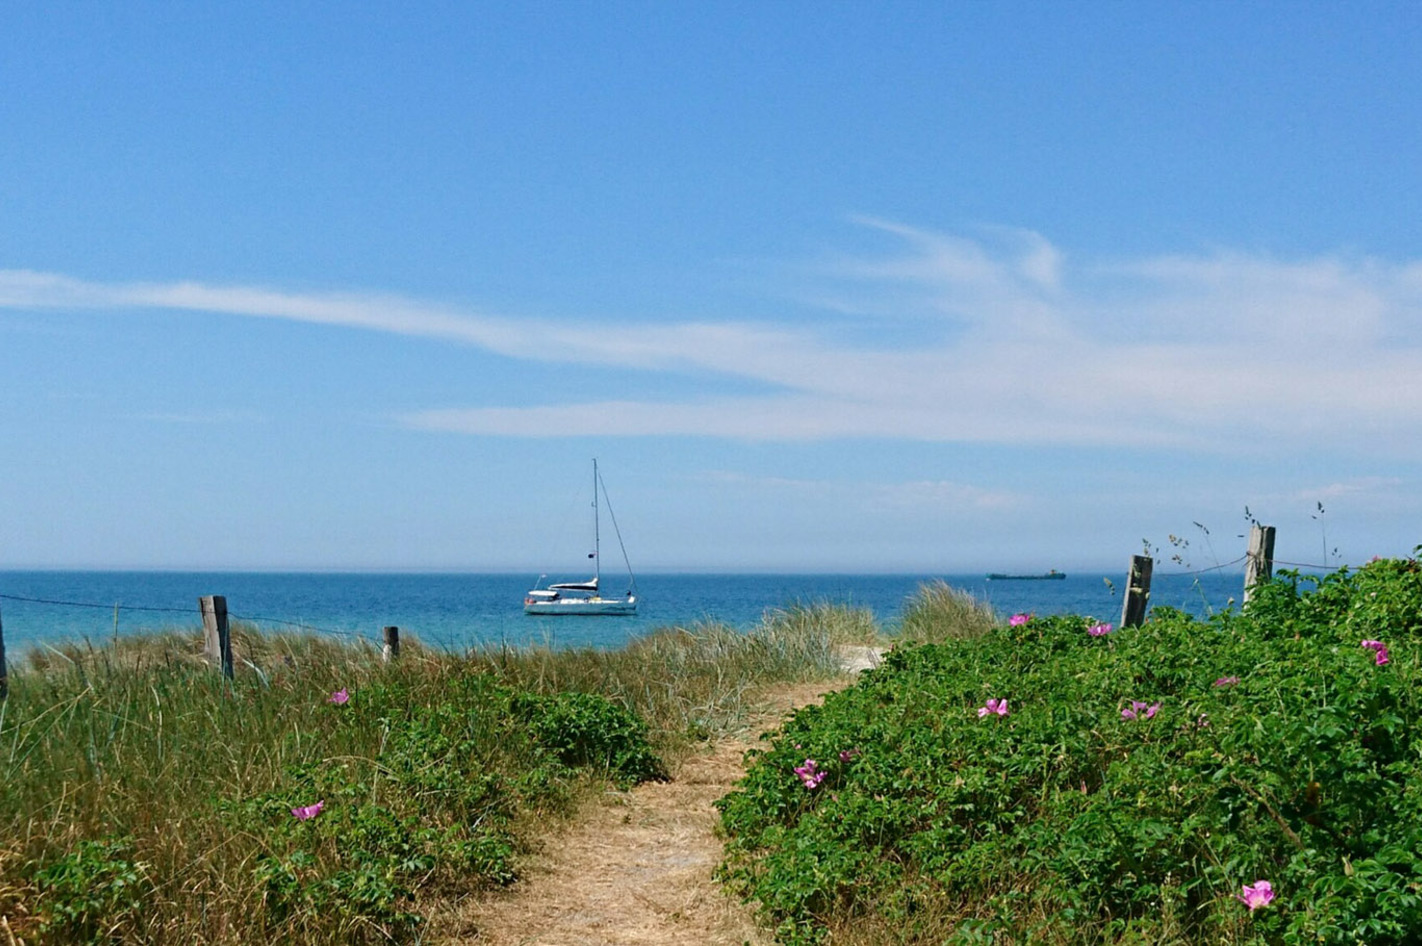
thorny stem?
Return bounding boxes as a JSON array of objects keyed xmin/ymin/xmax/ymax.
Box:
[{"xmin": 1229, "ymin": 774, "xmax": 1304, "ymax": 851}]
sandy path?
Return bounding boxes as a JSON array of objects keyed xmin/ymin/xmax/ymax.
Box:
[{"xmin": 438, "ymin": 680, "xmax": 843, "ymax": 946}]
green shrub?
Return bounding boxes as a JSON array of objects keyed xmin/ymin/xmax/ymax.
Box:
[
  {"xmin": 33, "ymin": 837, "xmax": 150, "ymax": 943},
  {"xmin": 514, "ymin": 690, "xmax": 668, "ymax": 787},
  {"xmin": 718, "ymin": 556, "xmax": 1422, "ymax": 945}
]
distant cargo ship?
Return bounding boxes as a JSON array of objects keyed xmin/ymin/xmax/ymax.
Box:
[{"xmin": 986, "ymin": 570, "xmax": 1066, "ymax": 581}]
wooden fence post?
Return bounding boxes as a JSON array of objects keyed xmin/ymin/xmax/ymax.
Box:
[
  {"xmin": 1121, "ymin": 555, "xmax": 1153, "ymax": 628},
  {"xmin": 200, "ymin": 595, "xmax": 233, "ymax": 680},
  {"xmin": 382, "ymin": 626, "xmax": 400, "ymax": 663},
  {"xmin": 1244, "ymin": 523, "xmax": 1277, "ymax": 604},
  {"xmin": 0, "ymin": 598, "xmax": 8, "ymax": 701}
]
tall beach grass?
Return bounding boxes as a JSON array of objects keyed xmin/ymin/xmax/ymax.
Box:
[
  {"xmin": 893, "ymin": 579, "xmax": 999, "ymax": 643},
  {"xmin": 0, "ymin": 601, "xmax": 872, "ymax": 943},
  {"xmin": 471, "ymin": 601, "xmax": 876, "ymax": 742}
]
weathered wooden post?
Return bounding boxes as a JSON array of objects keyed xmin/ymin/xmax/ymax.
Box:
[
  {"xmin": 0, "ymin": 598, "xmax": 8, "ymax": 701},
  {"xmin": 1244, "ymin": 523, "xmax": 1277, "ymax": 604},
  {"xmin": 200, "ymin": 595, "xmax": 233, "ymax": 680},
  {"xmin": 382, "ymin": 626, "xmax": 400, "ymax": 663},
  {"xmin": 1121, "ymin": 555, "xmax": 1153, "ymax": 628}
]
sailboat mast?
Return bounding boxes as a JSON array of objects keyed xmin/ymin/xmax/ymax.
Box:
[{"xmin": 592, "ymin": 458, "xmax": 601, "ymax": 586}]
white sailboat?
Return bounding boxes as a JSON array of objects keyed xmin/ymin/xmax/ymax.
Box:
[{"xmin": 524, "ymin": 460, "xmax": 638, "ymax": 616}]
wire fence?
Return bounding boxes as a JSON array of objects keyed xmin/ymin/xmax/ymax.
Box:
[
  {"xmin": 0, "ymin": 591, "xmax": 193, "ymax": 615},
  {"xmin": 0, "ymin": 543, "xmax": 1385, "ymax": 663},
  {"xmin": 1152, "ymin": 555, "xmax": 1364, "ymax": 578},
  {"xmin": 227, "ymin": 610, "xmax": 371, "ymax": 643},
  {"xmin": 1273, "ymin": 558, "xmax": 1352, "ymax": 571},
  {"xmin": 0, "ymin": 590, "xmax": 375, "ymax": 644},
  {"xmin": 1153, "ymin": 554, "xmax": 1249, "ymax": 578}
]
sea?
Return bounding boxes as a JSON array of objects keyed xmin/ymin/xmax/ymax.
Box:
[{"xmin": 0, "ymin": 569, "xmax": 1258, "ymax": 658}]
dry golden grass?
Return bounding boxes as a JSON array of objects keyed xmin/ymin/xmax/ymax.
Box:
[{"xmin": 895, "ymin": 579, "xmax": 998, "ymax": 643}]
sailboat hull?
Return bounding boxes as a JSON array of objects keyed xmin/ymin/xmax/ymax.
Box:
[{"xmin": 523, "ymin": 596, "xmax": 637, "ymax": 616}]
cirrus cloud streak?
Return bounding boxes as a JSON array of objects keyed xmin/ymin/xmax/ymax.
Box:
[{"xmin": 4, "ymin": 222, "xmax": 1421, "ymax": 454}]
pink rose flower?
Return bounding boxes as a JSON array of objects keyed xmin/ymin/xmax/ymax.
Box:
[
  {"xmin": 1121, "ymin": 700, "xmax": 1159, "ymax": 721},
  {"xmin": 794, "ymin": 759, "xmax": 826, "ymax": 790},
  {"xmin": 292, "ymin": 800, "xmax": 325, "ymax": 821},
  {"xmin": 1362, "ymin": 640, "xmax": 1390, "ymax": 666},
  {"xmin": 1237, "ymin": 880, "xmax": 1275, "ymax": 911},
  {"xmin": 977, "ymin": 698, "xmax": 1009, "ymax": 718}
]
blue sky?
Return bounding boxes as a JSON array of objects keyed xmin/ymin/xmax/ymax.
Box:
[{"xmin": 2, "ymin": 1, "xmax": 1420, "ymax": 573}]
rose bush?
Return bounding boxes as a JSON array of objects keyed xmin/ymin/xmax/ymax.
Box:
[{"xmin": 718, "ymin": 555, "xmax": 1422, "ymax": 944}]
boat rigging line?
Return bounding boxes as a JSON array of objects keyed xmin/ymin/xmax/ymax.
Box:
[{"xmin": 596, "ymin": 461, "xmax": 637, "ymax": 596}]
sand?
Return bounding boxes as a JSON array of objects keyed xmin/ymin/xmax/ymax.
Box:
[{"xmin": 435, "ymin": 679, "xmax": 846, "ymax": 945}]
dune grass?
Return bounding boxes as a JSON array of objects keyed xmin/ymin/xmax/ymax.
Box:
[
  {"xmin": 893, "ymin": 579, "xmax": 999, "ymax": 643},
  {"xmin": 0, "ymin": 602, "xmax": 867, "ymax": 943},
  {"xmin": 4, "ymin": 629, "xmax": 530, "ymax": 942},
  {"xmin": 471, "ymin": 602, "xmax": 873, "ymax": 743}
]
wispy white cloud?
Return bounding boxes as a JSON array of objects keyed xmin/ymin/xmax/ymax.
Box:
[
  {"xmin": 691, "ymin": 470, "xmax": 836, "ymax": 492},
  {"xmin": 1284, "ymin": 477, "xmax": 1406, "ymax": 503},
  {"xmin": 694, "ymin": 470, "xmax": 1021, "ymax": 511},
  {"xmin": 0, "ymin": 269, "xmax": 797, "ymax": 374},
  {"xmin": 5, "ymin": 222, "xmax": 1422, "ymax": 453},
  {"xmin": 401, "ymin": 394, "xmax": 1175, "ymax": 445},
  {"xmin": 869, "ymin": 479, "xmax": 1021, "ymax": 511}
]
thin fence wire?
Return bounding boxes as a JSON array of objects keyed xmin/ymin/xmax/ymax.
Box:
[
  {"xmin": 0, "ymin": 592, "xmax": 193, "ymax": 614},
  {"xmin": 0, "ymin": 552, "xmax": 1377, "ymax": 648},
  {"xmin": 227, "ymin": 611, "xmax": 373, "ymax": 643},
  {"xmin": 1154, "ymin": 554, "xmax": 1249, "ymax": 578},
  {"xmin": 1273, "ymin": 558, "xmax": 1351, "ymax": 571},
  {"xmin": 0, "ymin": 592, "xmax": 376, "ymax": 644},
  {"xmin": 1154, "ymin": 555, "xmax": 1369, "ymax": 578}
]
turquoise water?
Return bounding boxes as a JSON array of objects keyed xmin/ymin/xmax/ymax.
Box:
[{"xmin": 0, "ymin": 569, "xmax": 1254, "ymax": 656}]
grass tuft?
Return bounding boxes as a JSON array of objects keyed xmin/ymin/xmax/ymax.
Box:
[
  {"xmin": 465, "ymin": 603, "xmax": 861, "ymax": 746},
  {"xmin": 894, "ymin": 580, "xmax": 998, "ymax": 643}
]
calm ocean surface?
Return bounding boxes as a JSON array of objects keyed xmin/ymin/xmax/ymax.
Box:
[{"xmin": 0, "ymin": 569, "xmax": 1256, "ymax": 656}]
